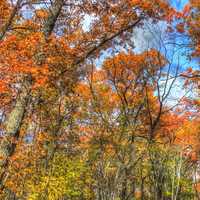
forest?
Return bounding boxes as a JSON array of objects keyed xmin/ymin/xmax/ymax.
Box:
[{"xmin": 0, "ymin": 0, "xmax": 199, "ymax": 199}]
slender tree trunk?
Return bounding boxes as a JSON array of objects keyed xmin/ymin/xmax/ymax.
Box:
[
  {"xmin": 120, "ymin": 168, "xmax": 128, "ymax": 200},
  {"xmin": 140, "ymin": 177, "xmax": 145, "ymax": 200},
  {"xmin": 0, "ymin": 76, "xmax": 32, "ymax": 190}
]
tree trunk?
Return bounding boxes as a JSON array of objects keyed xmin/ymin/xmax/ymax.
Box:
[
  {"xmin": 140, "ymin": 177, "xmax": 145, "ymax": 200},
  {"xmin": 0, "ymin": 76, "xmax": 32, "ymax": 190},
  {"xmin": 120, "ymin": 168, "xmax": 128, "ymax": 200}
]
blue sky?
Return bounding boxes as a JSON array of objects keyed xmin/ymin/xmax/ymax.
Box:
[{"xmin": 170, "ymin": 0, "xmax": 189, "ymax": 11}]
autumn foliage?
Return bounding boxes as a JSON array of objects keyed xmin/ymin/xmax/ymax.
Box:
[{"xmin": 0, "ymin": 0, "xmax": 199, "ymax": 200}]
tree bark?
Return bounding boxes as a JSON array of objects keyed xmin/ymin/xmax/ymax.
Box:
[{"xmin": 0, "ymin": 76, "xmax": 32, "ymax": 190}]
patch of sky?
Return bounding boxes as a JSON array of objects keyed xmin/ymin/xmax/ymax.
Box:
[
  {"xmin": 131, "ymin": 0, "xmax": 199, "ymax": 108},
  {"xmin": 21, "ymin": 7, "xmax": 34, "ymax": 19},
  {"xmin": 170, "ymin": 0, "xmax": 189, "ymax": 11},
  {"xmin": 24, "ymin": 134, "xmax": 34, "ymax": 143},
  {"xmin": 82, "ymin": 14, "xmax": 98, "ymax": 32},
  {"xmin": 139, "ymin": 24, "xmax": 194, "ymax": 107},
  {"xmin": 21, "ymin": 1, "xmax": 48, "ymax": 20}
]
